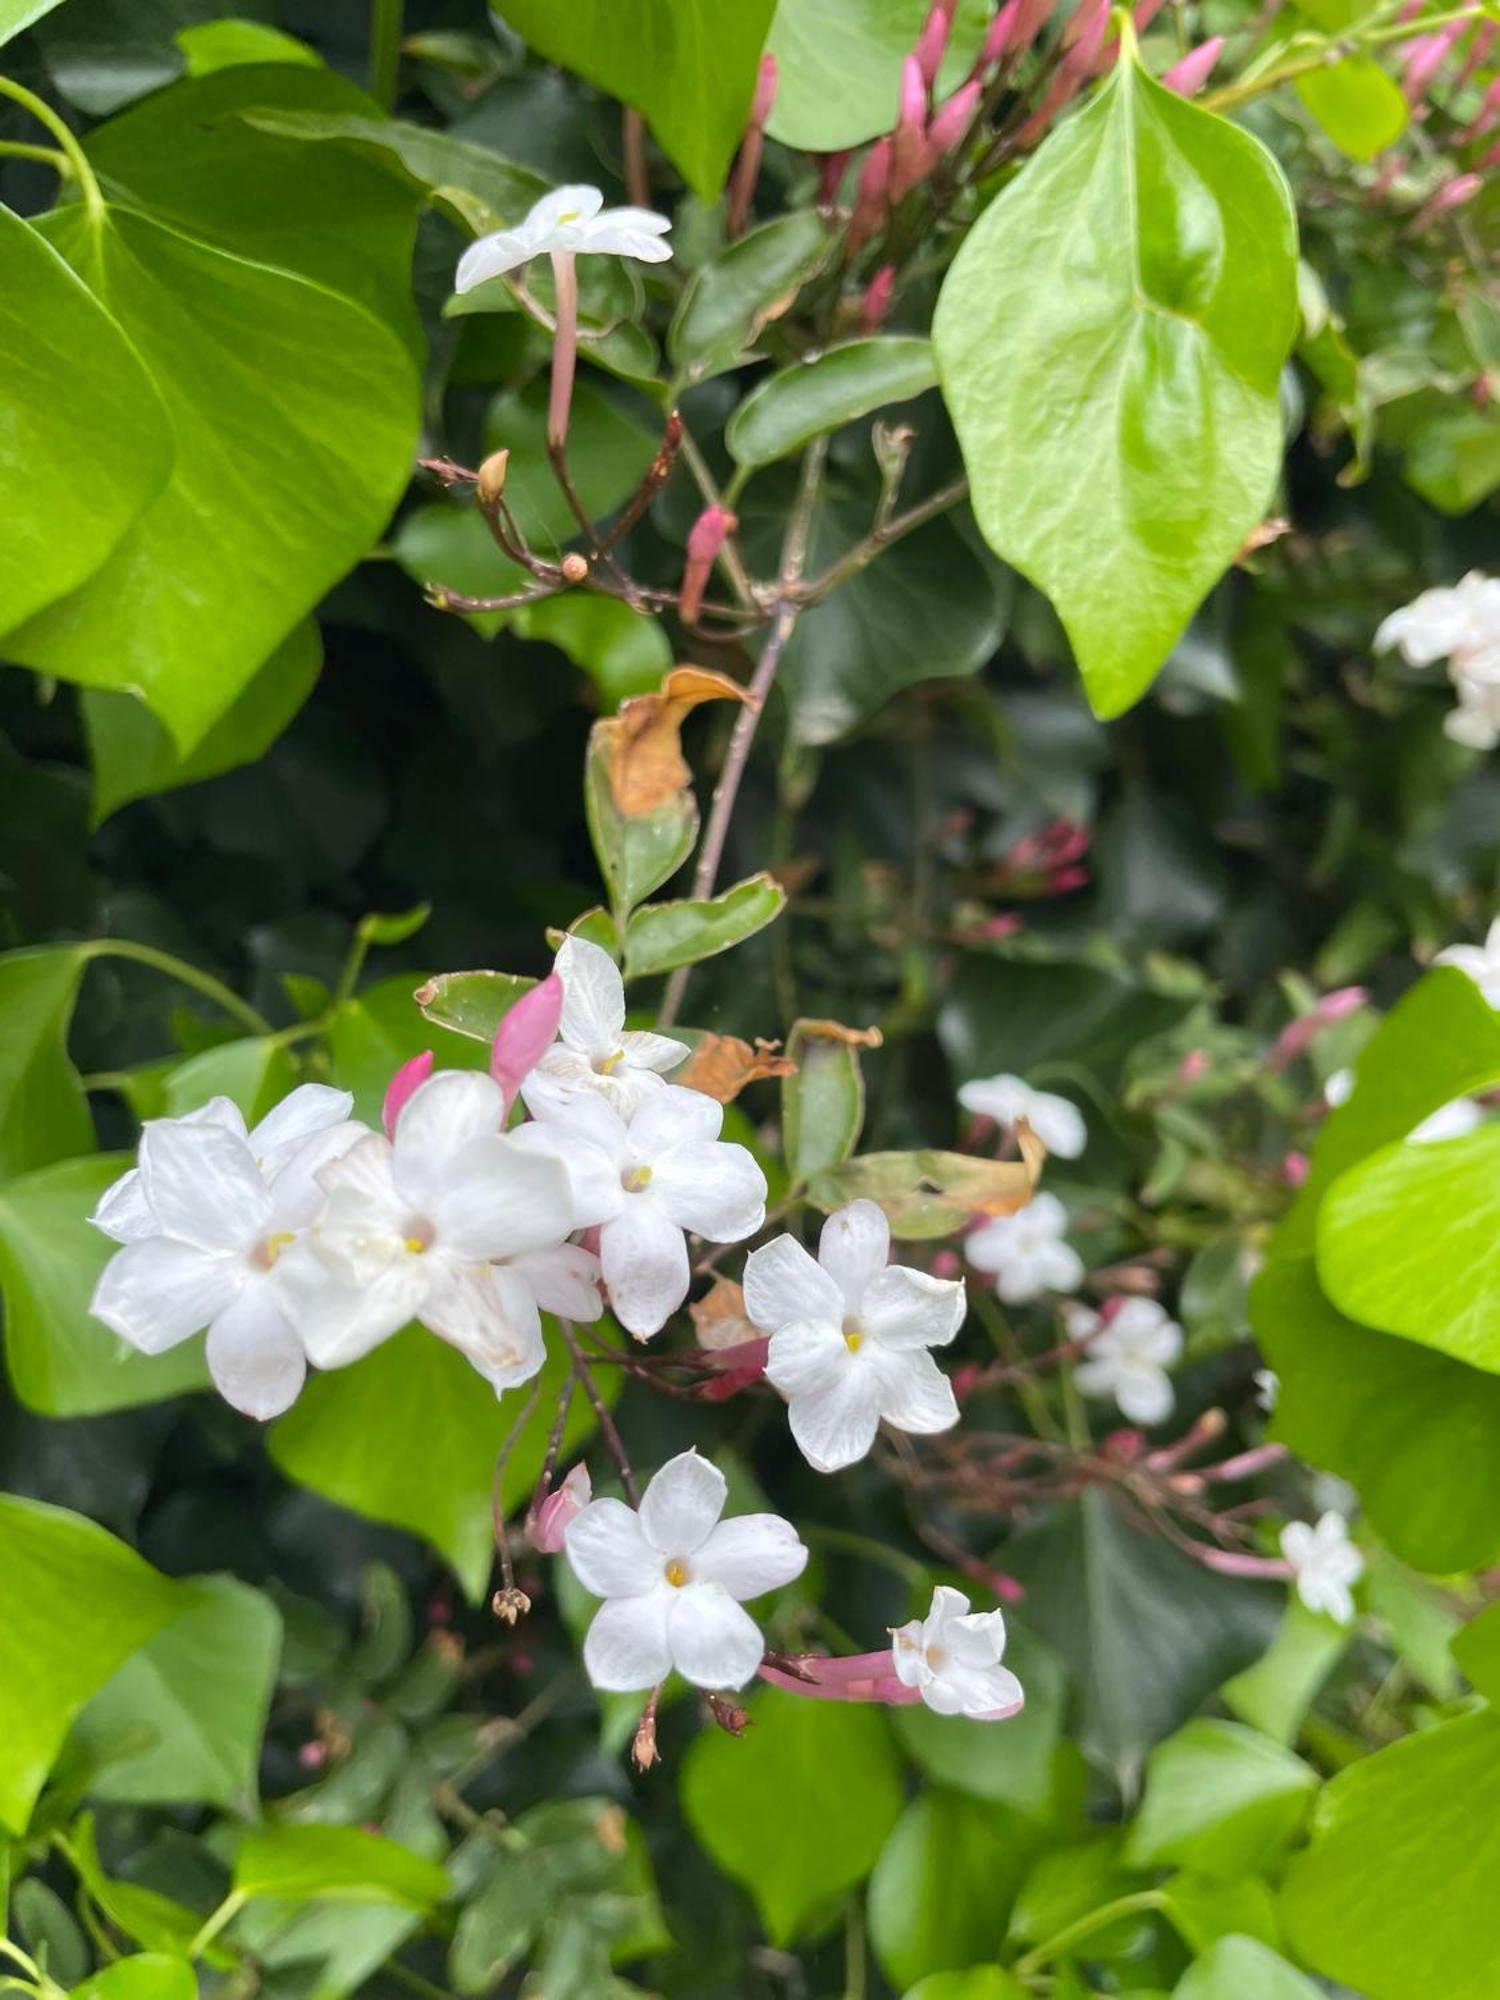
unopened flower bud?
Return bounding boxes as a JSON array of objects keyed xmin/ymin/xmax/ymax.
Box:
[
  {"xmin": 531, "ymin": 1460, "xmax": 591, "ymax": 1554},
  {"xmin": 491, "ymin": 970, "xmax": 564, "ymax": 1112},
  {"xmin": 680, "ymin": 505, "xmax": 737, "ymax": 624},
  {"xmin": 1162, "ymin": 35, "xmax": 1223, "ymax": 95},
  {"xmin": 973, "ymin": 0, "xmax": 1019, "ymax": 70},
  {"xmin": 817, "ymin": 148, "xmax": 852, "ymax": 205},
  {"xmin": 925, "ymin": 78, "xmax": 981, "ymax": 163},
  {"xmin": 631, "ymin": 1690, "xmax": 660, "ymax": 1771},
  {"xmin": 890, "ymin": 55, "xmax": 931, "ymax": 199},
  {"xmin": 1415, "ymin": 171, "xmax": 1484, "ymax": 228},
  {"xmin": 861, "ymin": 264, "xmax": 897, "ymax": 332},
  {"xmin": 476, "ymin": 448, "xmax": 509, "ymax": 507},
  {"xmin": 382, "ymin": 1050, "xmax": 433, "ymax": 1140},
  {"xmin": 561, "ymin": 551, "xmax": 589, "ymax": 584},
  {"xmin": 914, "ymin": 1, "xmax": 952, "ymax": 85},
  {"xmin": 1402, "ymin": 20, "xmax": 1465, "ymax": 101},
  {"xmin": 750, "ymin": 51, "xmax": 778, "ymax": 128}
]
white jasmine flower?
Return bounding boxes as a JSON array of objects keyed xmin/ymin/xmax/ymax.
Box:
[
  {"xmin": 743, "ymin": 1200, "xmax": 966, "ymax": 1474},
  {"xmin": 891, "ymin": 1586, "xmax": 1025, "ymax": 1720},
  {"xmin": 1324, "ymin": 1066, "xmax": 1354, "ymax": 1108},
  {"xmin": 564, "ymin": 1449, "xmax": 807, "ymax": 1692},
  {"xmin": 275, "ymin": 1070, "xmax": 575, "ymax": 1394},
  {"xmin": 455, "ymin": 184, "xmax": 672, "ymax": 293},
  {"xmin": 523, "ymin": 935, "xmax": 688, "ymax": 1118},
  {"xmin": 1255, "ymin": 1367, "xmax": 1280, "ymax": 1413},
  {"xmin": 1436, "ymin": 917, "xmax": 1500, "ymax": 1008},
  {"xmin": 1409, "ymin": 1097, "xmax": 1484, "ymax": 1144},
  {"xmin": 957, "ymin": 1073, "xmax": 1085, "ymax": 1158},
  {"xmin": 964, "ymin": 1191, "xmax": 1083, "ymax": 1304},
  {"xmin": 1376, "ymin": 571, "xmax": 1500, "ymax": 669},
  {"xmin": 1073, "ymin": 1297, "xmax": 1183, "ymax": 1425},
  {"xmin": 515, "ymin": 1087, "xmax": 765, "ymax": 1339},
  {"xmin": 90, "ymin": 1086, "xmax": 362, "ymax": 1421},
  {"xmin": 1281, "ymin": 1511, "xmax": 1364, "ymax": 1626}
]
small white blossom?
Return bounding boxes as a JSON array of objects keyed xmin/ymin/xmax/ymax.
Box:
[
  {"xmin": 964, "ymin": 1191, "xmax": 1083, "ymax": 1304},
  {"xmin": 515, "ymin": 1086, "xmax": 766, "ymax": 1338},
  {"xmin": 1255, "ymin": 1367, "xmax": 1280, "ymax": 1413},
  {"xmin": 891, "ymin": 1586, "xmax": 1024, "ymax": 1720},
  {"xmin": 1324, "ymin": 1066, "xmax": 1354, "ymax": 1108},
  {"xmin": 1074, "ymin": 1297, "xmax": 1183, "ymax": 1425},
  {"xmin": 957, "ymin": 1073, "xmax": 1085, "ymax": 1158},
  {"xmin": 455, "ymin": 184, "xmax": 671, "ymax": 293},
  {"xmin": 1436, "ymin": 917, "xmax": 1500, "ymax": 1008},
  {"xmin": 1409, "ymin": 1097, "xmax": 1484, "ymax": 1144},
  {"xmin": 90, "ymin": 1086, "xmax": 362, "ymax": 1420},
  {"xmin": 1281, "ymin": 1511, "xmax": 1364, "ymax": 1626},
  {"xmin": 744, "ymin": 1200, "xmax": 966, "ymax": 1473},
  {"xmin": 1377, "ymin": 573, "xmax": 1500, "ymax": 749},
  {"xmin": 564, "ymin": 1449, "xmax": 807, "ymax": 1691},
  {"xmin": 523, "ymin": 935, "xmax": 687, "ymax": 1118},
  {"xmin": 275, "ymin": 1070, "xmax": 576, "ymax": 1394}
]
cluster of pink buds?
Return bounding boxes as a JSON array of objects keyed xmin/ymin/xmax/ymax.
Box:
[
  {"xmin": 846, "ymin": 0, "xmax": 983, "ymax": 251},
  {"xmin": 1263, "ymin": 985, "xmax": 1366, "ymax": 1073},
  {"xmin": 1369, "ymin": 16, "xmax": 1500, "ymax": 228},
  {"xmin": 988, "ymin": 818, "xmax": 1091, "ymax": 898}
]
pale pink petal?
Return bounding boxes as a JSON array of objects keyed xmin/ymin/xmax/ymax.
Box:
[
  {"xmin": 600, "ymin": 1200, "xmax": 689, "ymax": 1337},
  {"xmin": 639, "ymin": 1449, "xmax": 726, "ymax": 1555},
  {"xmin": 667, "ymin": 1584, "xmax": 764, "ymax": 1689},
  {"xmin": 382, "ymin": 1052, "xmax": 433, "ymax": 1140},
  {"xmin": 204, "ymin": 1285, "xmax": 306, "ymax": 1420},
  {"xmin": 819, "ymin": 1200, "xmax": 891, "ymax": 1310},
  {"xmin": 91, "ymin": 1239, "xmax": 242, "ymax": 1354},
  {"xmin": 743, "ymin": 1233, "xmax": 842, "ymax": 1332},
  {"xmin": 694, "ymin": 1515, "xmax": 808, "ymax": 1599},
  {"xmin": 566, "ymin": 1496, "xmax": 660, "ymax": 1597},
  {"xmin": 491, "ymin": 974, "xmax": 564, "ymax": 1107}
]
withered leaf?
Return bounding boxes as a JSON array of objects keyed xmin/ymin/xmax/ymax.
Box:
[
  {"xmin": 678, "ymin": 1032, "xmax": 796, "ymax": 1102},
  {"xmin": 600, "ymin": 665, "xmax": 752, "ymax": 818}
]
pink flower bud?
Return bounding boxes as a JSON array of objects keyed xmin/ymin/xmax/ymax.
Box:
[
  {"xmin": 1283, "ymin": 1150, "xmax": 1310, "ymax": 1187},
  {"xmin": 490, "ymin": 971, "xmax": 564, "ymax": 1111},
  {"xmin": 1416, "ymin": 171, "xmax": 1484, "ymax": 227},
  {"xmin": 914, "ymin": 1, "xmax": 952, "ymax": 85},
  {"xmin": 925, "ymin": 79, "xmax": 981, "ymax": 163},
  {"xmin": 298, "ymin": 1740, "xmax": 329, "ymax": 1771},
  {"xmin": 891, "ymin": 55, "xmax": 930, "ymax": 199},
  {"xmin": 1162, "ymin": 35, "xmax": 1223, "ymax": 95},
  {"xmin": 531, "ymin": 1461, "xmax": 591, "ymax": 1553},
  {"xmin": 1060, "ymin": 0, "xmax": 1107, "ymax": 55},
  {"xmin": 1266, "ymin": 985, "xmax": 1367, "ymax": 1070},
  {"xmin": 973, "ymin": 0, "xmax": 1019, "ymax": 71},
  {"xmin": 861, "ymin": 263, "xmax": 897, "ymax": 331},
  {"xmin": 1461, "ymin": 74, "xmax": 1500, "ymax": 143},
  {"xmin": 383, "ymin": 1050, "xmax": 433, "ymax": 1139},
  {"xmin": 848, "ymin": 137, "xmax": 892, "ymax": 251},
  {"xmin": 680, "ymin": 505, "xmax": 737, "ymax": 624},
  {"xmin": 1177, "ymin": 1048, "xmax": 1211, "ymax": 1084},
  {"xmin": 1402, "ymin": 20, "xmax": 1465, "ymax": 101},
  {"xmin": 1132, "ymin": 0, "xmax": 1168, "ymax": 29},
  {"xmin": 817, "ymin": 148, "xmax": 852, "ymax": 204},
  {"xmin": 751, "ymin": 51, "xmax": 778, "ymax": 128},
  {"xmin": 931, "ymin": 1248, "xmax": 961, "ymax": 1280},
  {"xmin": 1454, "ymin": 19, "xmax": 1497, "ymax": 94}
]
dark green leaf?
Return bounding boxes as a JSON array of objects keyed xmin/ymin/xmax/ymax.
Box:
[
  {"xmin": 868, "ymin": 1788, "xmax": 1046, "ymax": 1990},
  {"xmin": 0, "ymin": 944, "xmax": 92, "ymax": 1180},
  {"xmin": 782, "ymin": 1018, "xmax": 871, "ymax": 1185},
  {"xmin": 624, "ymin": 872, "xmax": 786, "ymax": 978},
  {"xmin": 727, "ymin": 339, "xmax": 938, "ymax": 468},
  {"xmin": 669, "ymin": 211, "xmax": 834, "ymax": 382}
]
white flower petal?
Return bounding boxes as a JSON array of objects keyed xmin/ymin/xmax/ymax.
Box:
[
  {"xmin": 667, "ymin": 1584, "xmax": 764, "ymax": 1689},
  {"xmin": 1111, "ymin": 1364, "xmax": 1175, "ymax": 1426},
  {"xmin": 743, "ymin": 1233, "xmax": 842, "ymax": 1333},
  {"xmin": 618, "ymin": 1029, "xmax": 689, "ymax": 1076},
  {"xmin": 423, "ymin": 1264, "xmax": 546, "ymax": 1394},
  {"xmin": 91, "ymin": 1166, "xmax": 156, "ymax": 1244},
  {"xmin": 785, "ymin": 1366, "xmax": 884, "ymax": 1473},
  {"xmin": 631, "ymin": 1084, "xmax": 723, "ymax": 1154},
  {"xmin": 530, "ymin": 183, "xmax": 606, "ymax": 233},
  {"xmin": 583, "ymin": 222, "xmax": 674, "ymax": 262},
  {"xmin": 510, "ymin": 1117, "xmax": 626, "ymax": 1231},
  {"xmin": 648, "ymin": 1140, "xmax": 766, "ymax": 1242},
  {"xmin": 922, "ymin": 1660, "xmax": 1025, "ymax": 1718},
  {"xmin": 138, "ymin": 1118, "xmax": 271, "ymax": 1251},
  {"xmin": 957, "ymin": 1074, "xmax": 1029, "ymax": 1123},
  {"xmin": 391, "ymin": 1071, "xmax": 505, "ymax": 1207},
  {"xmin": 565, "ymin": 1496, "xmax": 659, "ymax": 1597},
  {"xmin": 427, "ymin": 1134, "xmax": 573, "ymax": 1261},
  {"xmin": 638, "ymin": 1449, "xmax": 726, "ymax": 1556},
  {"xmin": 273, "ymin": 1244, "xmax": 428, "ymax": 1369},
  {"xmin": 582, "ymin": 1592, "xmax": 672, "ymax": 1691},
  {"xmin": 891, "ymin": 1618, "xmax": 928, "ymax": 1690},
  {"xmin": 948, "ymin": 1606, "xmax": 1008, "ymax": 1666},
  {"xmin": 509, "ymin": 1242, "xmax": 603, "ymax": 1321},
  {"xmin": 265, "ymin": 1121, "xmax": 366, "ymax": 1231},
  {"xmin": 1027, "ymin": 1090, "xmax": 1086, "ymax": 1159},
  {"xmin": 204, "ymin": 1285, "xmax": 306, "ymax": 1421},
  {"xmin": 555, "ymin": 934, "xmax": 627, "ymax": 1058},
  {"xmin": 600, "ymin": 1199, "xmax": 689, "ymax": 1337},
  {"xmin": 249, "ymin": 1084, "xmax": 355, "ymax": 1169},
  {"xmin": 763, "ymin": 1318, "xmax": 848, "ymax": 1397},
  {"xmin": 871, "ymin": 1346, "xmax": 959, "ymax": 1436},
  {"xmin": 861, "ymin": 1265, "xmax": 966, "ymax": 1349},
  {"xmin": 91, "ymin": 1238, "xmax": 242, "ymax": 1354},
  {"xmin": 819, "ymin": 1199, "xmax": 890, "ymax": 1309},
  {"xmin": 455, "ymin": 226, "xmax": 535, "ymax": 291},
  {"xmin": 694, "ymin": 1515, "xmax": 808, "ymax": 1599}
]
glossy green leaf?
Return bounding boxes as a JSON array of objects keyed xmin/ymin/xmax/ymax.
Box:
[
  {"xmin": 0, "ymin": 1152, "xmax": 209, "ymax": 1416},
  {"xmin": 326, "ymin": 974, "xmax": 491, "ymax": 1127},
  {"xmin": 1453, "ymin": 1600, "xmax": 1500, "ymax": 1703},
  {"xmin": 1295, "ymin": 58, "xmax": 1407, "ymax": 162},
  {"xmin": 1172, "ymin": 1937, "xmax": 1321, "ymax": 2000},
  {"xmin": 0, "ymin": 1496, "xmax": 181, "ymax": 1832},
  {"xmin": 585, "ymin": 728, "xmax": 697, "ymax": 919},
  {"xmin": 680, "ymin": 1691, "xmax": 904, "ymax": 1944},
  {"xmin": 669, "ymin": 211, "xmax": 835, "ymax": 382},
  {"xmin": 905, "ymin": 1973, "xmax": 1029, "ymax": 2000},
  {"xmin": 0, "ymin": 944, "xmax": 92, "ymax": 1180},
  {"xmin": 1281, "ymin": 1708, "xmax": 1500, "ymax": 2000},
  {"xmin": 491, "ymin": 0, "xmax": 777, "ymax": 200},
  {"xmin": 234, "ymin": 1823, "xmax": 450, "ymax": 1911},
  {"xmin": 512, "ymin": 592, "xmax": 670, "ymax": 705},
  {"xmin": 766, "ymin": 0, "xmax": 991, "ymax": 150},
  {"xmin": 8, "ymin": 203, "xmax": 418, "ymax": 753},
  {"xmin": 70, "ymin": 1576, "xmax": 280, "ymax": 1808},
  {"xmin": 270, "ymin": 1331, "xmax": 610, "ymax": 1602},
  {"xmin": 624, "ymin": 872, "xmax": 786, "ymax": 978},
  {"xmin": 1123, "ymin": 1720, "xmax": 1316, "ymax": 1878},
  {"xmin": 0, "ymin": 206, "xmax": 171, "ymax": 641},
  {"xmin": 71, "ymin": 1957, "xmax": 199, "ymax": 2000},
  {"xmin": 727, "ymin": 339, "xmax": 937, "ymax": 468},
  {"xmin": 869, "ymin": 1788, "xmax": 1045, "ymax": 1990},
  {"xmin": 84, "ymin": 619, "xmax": 322, "ymax": 822},
  {"xmin": 177, "ymin": 18, "xmax": 321, "ymax": 73},
  {"xmin": 0, "ymin": 0, "xmax": 65, "ymax": 41},
  {"xmin": 414, "ymin": 970, "xmax": 536, "ymax": 1046},
  {"xmin": 933, "ymin": 56, "xmax": 1298, "ymax": 718},
  {"xmin": 160, "ymin": 1037, "xmax": 300, "ymax": 1123},
  {"xmin": 783, "ymin": 1018, "xmax": 871, "ymax": 1186}
]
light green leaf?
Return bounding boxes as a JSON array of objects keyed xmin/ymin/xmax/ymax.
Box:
[
  {"xmin": 269, "ymin": 1330, "xmax": 611, "ymax": 1602},
  {"xmin": 0, "ymin": 1152, "xmax": 209, "ymax": 1416},
  {"xmin": 680, "ymin": 1691, "xmax": 904, "ymax": 1944},
  {"xmin": 84, "ymin": 618, "xmax": 322, "ymax": 822},
  {"xmin": 669, "ymin": 211, "xmax": 835, "ymax": 383},
  {"xmin": 0, "ymin": 1496, "xmax": 182, "ymax": 1832},
  {"xmin": 624, "ymin": 872, "xmax": 786, "ymax": 978},
  {"xmin": 1164, "ymin": 1872, "xmax": 1279, "ymax": 1952},
  {"xmin": 71, "ymin": 1956, "xmax": 199, "ymax": 2000},
  {"xmin": 326, "ymin": 974, "xmax": 491, "ymax": 1127},
  {"xmin": 178, "ymin": 18, "xmax": 321, "ymax": 72},
  {"xmin": 904, "ymin": 1973, "xmax": 1029, "ymax": 2000},
  {"xmin": 8, "ymin": 202, "xmax": 418, "ymax": 753},
  {"xmin": 1123, "ymin": 1720, "xmax": 1316, "ymax": 1879},
  {"xmin": 1172, "ymin": 1937, "xmax": 1321, "ymax": 2000},
  {"xmin": 766, "ymin": 0, "xmax": 991, "ymax": 151},
  {"xmin": 512, "ymin": 592, "xmax": 669, "ymax": 706},
  {"xmin": 783, "ymin": 1018, "xmax": 871, "ymax": 1186},
  {"xmin": 0, "ymin": 0, "xmax": 64, "ymax": 41},
  {"xmin": 69, "ymin": 1576, "xmax": 280, "ymax": 1808},
  {"xmin": 0, "ymin": 944, "xmax": 92, "ymax": 1179},
  {"xmin": 1453, "ymin": 1600, "xmax": 1500, "ymax": 1703},
  {"xmin": 414, "ymin": 970, "xmax": 536, "ymax": 1046},
  {"xmin": 1403, "ymin": 406, "xmax": 1500, "ymax": 515},
  {"xmin": 1295, "ymin": 58, "xmax": 1407, "ymax": 162},
  {"xmin": 727, "ymin": 338, "xmax": 937, "ymax": 468},
  {"xmin": 491, "ymin": 0, "xmax": 777, "ymax": 201},
  {"xmin": 869, "ymin": 1789, "xmax": 1045, "ymax": 1991},
  {"xmin": 234, "ymin": 1823, "xmax": 450, "ymax": 1912},
  {"xmin": 933, "ymin": 56, "xmax": 1297, "ymax": 718},
  {"xmin": 160, "ymin": 1037, "xmax": 300, "ymax": 1123},
  {"xmin": 1221, "ymin": 1599, "xmax": 1348, "ymax": 1746},
  {"xmin": 0, "ymin": 206, "xmax": 171, "ymax": 642},
  {"xmin": 1281, "ymin": 1708, "xmax": 1500, "ymax": 2000}
]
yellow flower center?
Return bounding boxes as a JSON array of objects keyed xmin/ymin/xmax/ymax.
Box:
[
  {"xmin": 843, "ymin": 1317, "xmax": 865, "ymax": 1353},
  {"xmin": 596, "ymin": 1047, "xmax": 627, "ymax": 1076},
  {"xmin": 404, "ymin": 1236, "xmax": 430, "ymax": 1255},
  {"xmin": 557, "ymin": 208, "xmax": 582, "ymax": 226},
  {"xmin": 622, "ymin": 1164, "xmax": 653, "ymax": 1193},
  {"xmin": 664, "ymin": 1558, "xmax": 689, "ymax": 1588},
  {"xmin": 253, "ymin": 1230, "xmax": 296, "ymax": 1270}
]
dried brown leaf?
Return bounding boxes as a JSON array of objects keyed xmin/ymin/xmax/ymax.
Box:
[
  {"xmin": 678, "ymin": 1032, "xmax": 796, "ymax": 1103},
  {"xmin": 600, "ymin": 665, "xmax": 752, "ymax": 817}
]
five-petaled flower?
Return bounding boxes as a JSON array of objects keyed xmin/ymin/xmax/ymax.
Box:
[
  {"xmin": 1073, "ymin": 1296, "xmax": 1183, "ymax": 1425},
  {"xmin": 90, "ymin": 1086, "xmax": 362, "ymax": 1421},
  {"xmin": 1281, "ymin": 1511, "xmax": 1364, "ymax": 1626},
  {"xmin": 1376, "ymin": 572, "xmax": 1500, "ymax": 749},
  {"xmin": 891, "ymin": 1585, "xmax": 1025, "ymax": 1719},
  {"xmin": 957, "ymin": 1071, "xmax": 1086, "ymax": 1158},
  {"xmin": 454, "ymin": 184, "xmax": 673, "ymax": 293},
  {"xmin": 744, "ymin": 1200, "xmax": 965, "ymax": 1472},
  {"xmin": 1436, "ymin": 917, "xmax": 1500, "ymax": 1009},
  {"xmin": 564, "ymin": 1449, "xmax": 807, "ymax": 1691},
  {"xmin": 523, "ymin": 935, "xmax": 689, "ymax": 1118},
  {"xmin": 963, "ymin": 1189, "xmax": 1083, "ymax": 1304}
]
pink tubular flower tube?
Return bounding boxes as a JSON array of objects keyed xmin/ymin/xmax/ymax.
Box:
[
  {"xmin": 973, "ymin": 0, "xmax": 1019, "ymax": 72},
  {"xmin": 382, "ymin": 1050, "xmax": 434, "ymax": 1139},
  {"xmin": 891, "ymin": 55, "xmax": 931, "ymax": 199},
  {"xmin": 546, "ymin": 249, "xmax": 579, "ymax": 449},
  {"xmin": 490, "ymin": 970, "xmax": 564, "ymax": 1112},
  {"xmin": 847, "ymin": 136, "xmax": 892, "ymax": 252},
  {"xmin": 1265, "ymin": 985, "xmax": 1366, "ymax": 1070},
  {"xmin": 728, "ymin": 53, "xmax": 779, "ymax": 238},
  {"xmin": 1415, "ymin": 171, "xmax": 1484, "ymax": 228},
  {"xmin": 914, "ymin": 1, "xmax": 952, "ymax": 85},
  {"xmin": 861, "ymin": 263, "xmax": 896, "ymax": 332},
  {"xmin": 531, "ymin": 1461, "xmax": 591, "ymax": 1553},
  {"xmin": 680, "ymin": 505, "xmax": 737, "ymax": 625},
  {"xmin": 925, "ymin": 79, "xmax": 982, "ymax": 164},
  {"xmin": 1162, "ymin": 35, "xmax": 1224, "ymax": 96},
  {"xmin": 1401, "ymin": 19, "xmax": 1466, "ymax": 102}
]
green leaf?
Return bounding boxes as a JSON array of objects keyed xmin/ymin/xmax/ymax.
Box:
[
  {"xmin": 1123, "ymin": 1720, "xmax": 1316, "ymax": 1879},
  {"xmin": 1172, "ymin": 1937, "xmax": 1321, "ymax": 2000},
  {"xmin": 669, "ymin": 211, "xmax": 834, "ymax": 383},
  {"xmin": 1281, "ymin": 1708, "xmax": 1500, "ymax": 2000},
  {"xmin": 69, "ymin": 1576, "xmax": 280, "ymax": 1808},
  {"xmin": 766, "ymin": 0, "xmax": 991, "ymax": 151},
  {"xmin": 0, "ymin": 944, "xmax": 92, "ymax": 1180},
  {"xmin": 177, "ymin": 18, "xmax": 321, "ymax": 73},
  {"xmin": 11, "ymin": 1877, "xmax": 88, "ymax": 1986},
  {"xmin": 679, "ymin": 1690, "xmax": 904, "ymax": 1944},
  {"xmin": 1452, "ymin": 1600, "xmax": 1500, "ymax": 1704},
  {"xmin": 727, "ymin": 339, "xmax": 937, "ymax": 468},
  {"xmin": 0, "ymin": 1153, "xmax": 209, "ymax": 1418},
  {"xmin": 234, "ymin": 1823, "xmax": 451, "ymax": 1912},
  {"xmin": 160, "ymin": 1037, "xmax": 299, "ymax": 1123},
  {"xmin": 269, "ymin": 1330, "xmax": 611, "ymax": 1602},
  {"xmin": 326, "ymin": 974, "xmax": 491, "ymax": 1126},
  {"xmin": 933, "ymin": 56, "xmax": 1298, "ymax": 718},
  {"xmin": 512, "ymin": 592, "xmax": 670, "ymax": 706},
  {"xmin": 810, "ymin": 1147, "xmax": 1034, "ymax": 1239},
  {"xmin": 585, "ymin": 726, "xmax": 697, "ymax": 918},
  {"xmin": 8, "ymin": 202, "xmax": 418, "ymax": 753},
  {"xmin": 65, "ymin": 1813, "xmax": 209, "ymax": 1960},
  {"xmin": 1163, "ymin": 1872, "xmax": 1279, "ymax": 1953},
  {"xmin": 490, "ymin": 0, "xmax": 778, "ymax": 200},
  {"xmin": 869, "ymin": 1789, "xmax": 1045, "ymax": 1991},
  {"xmin": 0, "ymin": 1496, "xmax": 181, "ymax": 1832},
  {"xmin": 72, "ymin": 1959, "xmax": 198, "ymax": 2000},
  {"xmin": 1404, "ymin": 407, "xmax": 1500, "ymax": 515},
  {"xmin": 904, "ymin": 1973, "xmax": 1029, "ymax": 2000},
  {"xmin": 892, "ymin": 1624, "xmax": 1065, "ymax": 1818},
  {"xmin": 0, "ymin": 206, "xmax": 171, "ymax": 642},
  {"xmin": 0, "ymin": 0, "xmax": 66, "ymax": 42},
  {"xmin": 783, "ymin": 1018, "xmax": 871, "ymax": 1186},
  {"xmin": 624, "ymin": 872, "xmax": 786, "ymax": 978},
  {"xmin": 1295, "ymin": 58, "xmax": 1407, "ymax": 162},
  {"xmin": 84, "ymin": 619, "xmax": 322, "ymax": 822},
  {"xmin": 940, "ymin": 950, "xmax": 1195, "ymax": 1083},
  {"xmin": 414, "ymin": 970, "xmax": 536, "ymax": 1045},
  {"xmin": 1221, "ymin": 1600, "xmax": 1348, "ymax": 1746}
]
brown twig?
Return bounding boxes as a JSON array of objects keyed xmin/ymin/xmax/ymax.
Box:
[{"xmin": 559, "ymin": 1318, "xmax": 639, "ymax": 1506}]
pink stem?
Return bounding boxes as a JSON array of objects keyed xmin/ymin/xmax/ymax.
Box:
[{"xmin": 547, "ymin": 249, "xmax": 579, "ymax": 450}]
